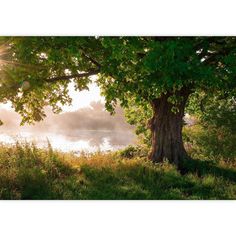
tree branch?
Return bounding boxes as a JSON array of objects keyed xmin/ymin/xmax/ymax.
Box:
[
  {"xmin": 78, "ymin": 47, "xmax": 102, "ymax": 69},
  {"xmin": 45, "ymin": 69, "xmax": 99, "ymax": 83},
  {"xmin": 81, "ymin": 52, "xmax": 101, "ymax": 69}
]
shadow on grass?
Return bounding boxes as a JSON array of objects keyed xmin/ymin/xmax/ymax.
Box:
[
  {"xmin": 181, "ymin": 159, "xmax": 236, "ymax": 183},
  {"xmin": 1, "ymin": 157, "xmax": 235, "ymax": 200},
  {"xmin": 76, "ymin": 162, "xmax": 232, "ymax": 200}
]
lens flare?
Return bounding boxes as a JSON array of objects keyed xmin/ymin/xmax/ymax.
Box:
[
  {"xmin": 0, "ymin": 42, "xmax": 44, "ymax": 72},
  {"xmin": 0, "ymin": 41, "xmax": 12, "ymax": 69}
]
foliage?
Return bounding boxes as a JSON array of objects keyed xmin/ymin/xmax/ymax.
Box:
[
  {"xmin": 0, "ymin": 37, "xmax": 99, "ymax": 124},
  {"xmin": 1, "ymin": 37, "xmax": 236, "ymax": 124},
  {"xmin": 0, "ymin": 141, "xmax": 236, "ymax": 200},
  {"xmin": 201, "ymin": 96, "xmax": 236, "ymax": 133},
  {"xmin": 183, "ymin": 124, "xmax": 236, "ymax": 163},
  {"xmin": 124, "ymin": 98, "xmax": 152, "ymax": 146},
  {"xmin": 118, "ymin": 145, "xmax": 149, "ymax": 158},
  {"xmin": 183, "ymin": 91, "xmax": 236, "ymax": 163}
]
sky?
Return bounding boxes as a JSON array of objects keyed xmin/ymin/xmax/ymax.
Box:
[
  {"xmin": 62, "ymin": 76, "xmax": 104, "ymax": 112},
  {"xmin": 0, "ymin": 79, "xmax": 135, "ymax": 153}
]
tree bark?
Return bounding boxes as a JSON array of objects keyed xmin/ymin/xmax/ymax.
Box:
[{"xmin": 149, "ymin": 87, "xmax": 191, "ymax": 167}]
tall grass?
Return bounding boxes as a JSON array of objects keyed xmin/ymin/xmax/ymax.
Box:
[{"xmin": 0, "ymin": 141, "xmax": 235, "ymax": 200}]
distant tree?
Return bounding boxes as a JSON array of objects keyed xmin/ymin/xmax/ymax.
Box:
[{"xmin": 0, "ymin": 36, "xmax": 236, "ymax": 168}]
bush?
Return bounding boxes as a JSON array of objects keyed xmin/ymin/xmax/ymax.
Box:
[
  {"xmin": 118, "ymin": 145, "xmax": 149, "ymax": 158},
  {"xmin": 183, "ymin": 124, "xmax": 236, "ymax": 163}
]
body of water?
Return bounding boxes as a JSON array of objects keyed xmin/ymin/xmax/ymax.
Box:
[{"xmin": 0, "ymin": 130, "xmax": 136, "ymax": 154}]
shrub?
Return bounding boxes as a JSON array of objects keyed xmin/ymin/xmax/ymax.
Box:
[
  {"xmin": 183, "ymin": 124, "xmax": 236, "ymax": 163},
  {"xmin": 118, "ymin": 145, "xmax": 149, "ymax": 158}
]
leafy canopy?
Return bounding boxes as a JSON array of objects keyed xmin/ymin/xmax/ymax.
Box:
[{"xmin": 0, "ymin": 37, "xmax": 236, "ymax": 124}]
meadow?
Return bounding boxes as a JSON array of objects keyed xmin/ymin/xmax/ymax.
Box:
[{"xmin": 0, "ymin": 127, "xmax": 236, "ymax": 200}]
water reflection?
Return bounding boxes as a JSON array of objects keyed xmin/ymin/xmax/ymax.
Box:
[
  {"xmin": 0, "ymin": 101, "xmax": 136, "ymax": 153},
  {"xmin": 0, "ymin": 130, "xmax": 135, "ymax": 153}
]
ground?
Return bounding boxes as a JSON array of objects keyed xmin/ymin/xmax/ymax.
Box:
[{"xmin": 0, "ymin": 142, "xmax": 236, "ymax": 200}]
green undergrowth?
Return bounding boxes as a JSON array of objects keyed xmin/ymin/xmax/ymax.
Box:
[{"xmin": 0, "ymin": 141, "xmax": 235, "ymax": 200}]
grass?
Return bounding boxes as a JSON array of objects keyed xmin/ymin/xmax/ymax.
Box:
[{"xmin": 0, "ymin": 141, "xmax": 236, "ymax": 200}]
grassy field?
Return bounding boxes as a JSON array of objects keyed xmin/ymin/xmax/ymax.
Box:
[{"xmin": 0, "ymin": 141, "xmax": 236, "ymax": 200}]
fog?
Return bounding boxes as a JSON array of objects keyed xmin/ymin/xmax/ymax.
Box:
[{"xmin": 0, "ymin": 100, "xmax": 136, "ymax": 153}]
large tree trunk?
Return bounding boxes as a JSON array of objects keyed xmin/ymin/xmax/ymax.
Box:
[{"xmin": 149, "ymin": 88, "xmax": 191, "ymax": 167}]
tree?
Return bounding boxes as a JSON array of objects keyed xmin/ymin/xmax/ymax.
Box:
[{"xmin": 0, "ymin": 36, "xmax": 236, "ymax": 168}]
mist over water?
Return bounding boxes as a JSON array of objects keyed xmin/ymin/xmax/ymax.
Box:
[{"xmin": 0, "ymin": 101, "xmax": 136, "ymax": 153}]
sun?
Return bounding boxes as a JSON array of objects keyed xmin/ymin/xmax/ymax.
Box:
[{"xmin": 0, "ymin": 44, "xmax": 9, "ymax": 68}]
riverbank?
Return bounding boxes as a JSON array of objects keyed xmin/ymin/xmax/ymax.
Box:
[{"xmin": 0, "ymin": 142, "xmax": 235, "ymax": 200}]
